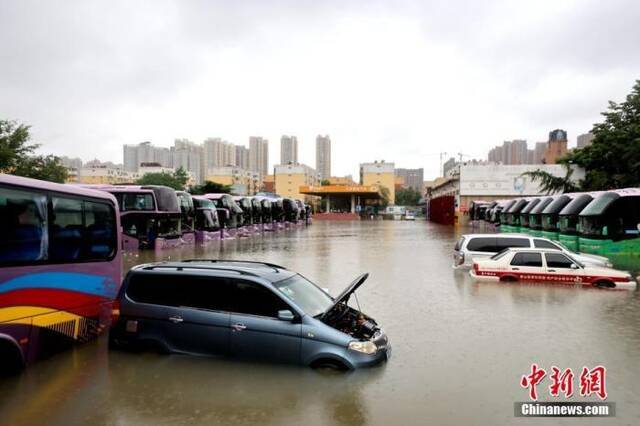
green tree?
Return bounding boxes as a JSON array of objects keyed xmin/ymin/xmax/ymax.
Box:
[
  {"xmin": 561, "ymin": 80, "xmax": 640, "ymax": 190},
  {"xmin": 395, "ymin": 187, "xmax": 422, "ymax": 206},
  {"xmin": 189, "ymin": 180, "xmax": 232, "ymax": 195},
  {"xmin": 320, "ymin": 179, "xmax": 331, "ymax": 186},
  {"xmin": 0, "ymin": 119, "xmax": 68, "ymax": 183},
  {"xmin": 136, "ymin": 167, "xmax": 189, "ymax": 190},
  {"xmin": 521, "ymin": 166, "xmax": 580, "ymax": 194}
]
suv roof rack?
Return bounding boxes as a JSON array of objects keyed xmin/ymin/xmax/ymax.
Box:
[
  {"xmin": 181, "ymin": 259, "xmax": 287, "ymax": 272},
  {"xmin": 139, "ymin": 264, "xmax": 261, "ymax": 277}
]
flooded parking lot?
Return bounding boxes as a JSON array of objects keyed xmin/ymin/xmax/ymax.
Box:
[{"xmin": 1, "ymin": 220, "xmax": 639, "ymax": 425}]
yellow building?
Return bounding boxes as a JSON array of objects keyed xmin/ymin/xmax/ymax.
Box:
[
  {"xmin": 274, "ymin": 163, "xmax": 319, "ymax": 202},
  {"xmin": 327, "ymin": 176, "xmax": 356, "ymax": 185},
  {"xmin": 205, "ymin": 166, "xmax": 260, "ymax": 195},
  {"xmin": 360, "ymin": 161, "xmax": 395, "ymax": 204},
  {"xmin": 77, "ymin": 167, "xmax": 140, "ymax": 185}
]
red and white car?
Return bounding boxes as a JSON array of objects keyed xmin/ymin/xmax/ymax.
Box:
[{"xmin": 469, "ymin": 248, "xmax": 637, "ymax": 289}]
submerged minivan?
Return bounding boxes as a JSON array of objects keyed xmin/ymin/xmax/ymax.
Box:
[
  {"xmin": 453, "ymin": 234, "xmax": 612, "ymax": 269},
  {"xmin": 110, "ymin": 260, "xmax": 390, "ymax": 370}
]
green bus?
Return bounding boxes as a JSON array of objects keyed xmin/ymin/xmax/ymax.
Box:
[
  {"xmin": 540, "ymin": 194, "xmax": 575, "ymax": 241},
  {"xmin": 578, "ymin": 188, "xmax": 640, "ymax": 271},
  {"xmin": 501, "ymin": 198, "xmax": 530, "ymax": 233},
  {"xmin": 557, "ymin": 193, "xmax": 601, "ymax": 252},
  {"xmin": 517, "ymin": 197, "xmax": 543, "ymax": 234},
  {"xmin": 527, "ymin": 196, "xmax": 555, "ymax": 237}
]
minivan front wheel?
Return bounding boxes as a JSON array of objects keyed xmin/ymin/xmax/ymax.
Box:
[{"xmin": 310, "ymin": 358, "xmax": 349, "ymax": 371}]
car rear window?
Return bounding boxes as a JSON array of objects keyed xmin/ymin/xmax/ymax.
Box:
[{"xmin": 510, "ymin": 252, "xmax": 543, "ymax": 267}]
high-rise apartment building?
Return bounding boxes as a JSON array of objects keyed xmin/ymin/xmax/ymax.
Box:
[
  {"xmin": 395, "ymin": 168, "xmax": 424, "ymax": 191},
  {"xmin": 123, "ymin": 141, "xmax": 171, "ymax": 172},
  {"xmin": 488, "ymin": 140, "xmax": 546, "ymax": 165},
  {"xmin": 577, "ymin": 133, "xmax": 595, "ymax": 149},
  {"xmin": 235, "ymin": 145, "xmax": 250, "ymax": 170},
  {"xmin": 203, "ymin": 138, "xmax": 237, "ymax": 170},
  {"xmin": 280, "ymin": 135, "xmax": 298, "ymax": 165},
  {"xmin": 315, "ymin": 135, "xmax": 331, "ymax": 180},
  {"xmin": 172, "ymin": 139, "xmax": 204, "ymax": 184},
  {"xmin": 249, "ymin": 136, "xmax": 269, "ymax": 177}
]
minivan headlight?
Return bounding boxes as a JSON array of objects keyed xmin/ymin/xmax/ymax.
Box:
[{"xmin": 348, "ymin": 340, "xmax": 377, "ymax": 355}]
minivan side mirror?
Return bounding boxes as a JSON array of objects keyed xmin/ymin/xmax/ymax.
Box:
[{"xmin": 277, "ymin": 310, "xmax": 295, "ymax": 322}]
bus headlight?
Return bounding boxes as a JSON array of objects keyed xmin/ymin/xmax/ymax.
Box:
[{"xmin": 348, "ymin": 340, "xmax": 377, "ymax": 355}]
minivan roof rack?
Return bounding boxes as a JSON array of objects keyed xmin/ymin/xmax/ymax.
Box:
[
  {"xmin": 181, "ymin": 259, "xmax": 287, "ymax": 272},
  {"xmin": 139, "ymin": 264, "xmax": 261, "ymax": 277}
]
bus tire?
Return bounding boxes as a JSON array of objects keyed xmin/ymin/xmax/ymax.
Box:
[{"xmin": 0, "ymin": 339, "xmax": 24, "ymax": 376}]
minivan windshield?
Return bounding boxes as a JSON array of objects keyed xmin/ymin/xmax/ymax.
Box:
[{"xmin": 274, "ymin": 274, "xmax": 334, "ymax": 317}]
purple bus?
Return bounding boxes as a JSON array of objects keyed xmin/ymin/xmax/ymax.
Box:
[
  {"xmin": 0, "ymin": 174, "xmax": 122, "ymax": 374},
  {"xmin": 176, "ymin": 191, "xmax": 196, "ymax": 245},
  {"xmin": 192, "ymin": 196, "xmax": 222, "ymax": 242},
  {"xmin": 93, "ymin": 185, "xmax": 182, "ymax": 250}
]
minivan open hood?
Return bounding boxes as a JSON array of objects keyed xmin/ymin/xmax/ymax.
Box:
[{"xmin": 321, "ymin": 273, "xmax": 369, "ymax": 318}]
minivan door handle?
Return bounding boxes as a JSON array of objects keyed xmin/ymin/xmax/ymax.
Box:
[
  {"xmin": 168, "ymin": 316, "xmax": 183, "ymax": 324},
  {"xmin": 231, "ymin": 323, "xmax": 247, "ymax": 331}
]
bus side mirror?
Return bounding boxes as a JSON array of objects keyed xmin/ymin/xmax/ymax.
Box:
[{"xmin": 602, "ymin": 226, "xmax": 608, "ymax": 236}]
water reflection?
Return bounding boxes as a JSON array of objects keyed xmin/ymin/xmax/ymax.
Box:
[{"xmin": 1, "ymin": 221, "xmax": 639, "ymax": 425}]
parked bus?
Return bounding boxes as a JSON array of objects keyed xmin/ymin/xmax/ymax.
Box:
[
  {"xmin": 527, "ymin": 196, "xmax": 555, "ymax": 237},
  {"xmin": 0, "ymin": 174, "xmax": 121, "ymax": 374},
  {"xmin": 578, "ymin": 188, "xmax": 640, "ymax": 270},
  {"xmin": 176, "ymin": 191, "xmax": 196, "ymax": 245},
  {"xmin": 97, "ymin": 185, "xmax": 182, "ymax": 250},
  {"xmin": 539, "ymin": 194, "xmax": 578, "ymax": 241},
  {"xmin": 191, "ymin": 196, "xmax": 221, "ymax": 242},
  {"xmin": 516, "ymin": 197, "xmax": 542, "ymax": 234},
  {"xmin": 557, "ymin": 193, "xmax": 601, "ymax": 251},
  {"xmin": 501, "ymin": 198, "xmax": 529, "ymax": 233}
]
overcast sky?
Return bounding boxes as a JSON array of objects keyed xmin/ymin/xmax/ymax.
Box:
[{"xmin": 1, "ymin": 0, "xmax": 639, "ymax": 179}]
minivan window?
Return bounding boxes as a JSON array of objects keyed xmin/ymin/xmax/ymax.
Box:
[
  {"xmin": 545, "ymin": 253, "xmax": 576, "ymax": 269},
  {"xmin": 510, "ymin": 252, "xmax": 543, "ymax": 267},
  {"xmin": 466, "ymin": 237, "xmax": 495, "ymax": 252},
  {"xmin": 533, "ymin": 239, "xmax": 560, "ymax": 250},
  {"xmin": 495, "ymin": 238, "xmax": 530, "ymax": 251},
  {"xmin": 274, "ymin": 274, "xmax": 333, "ymax": 317},
  {"xmin": 231, "ymin": 281, "xmax": 291, "ymax": 318}
]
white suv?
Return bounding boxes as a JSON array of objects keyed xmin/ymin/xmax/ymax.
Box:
[{"xmin": 453, "ymin": 234, "xmax": 612, "ymax": 269}]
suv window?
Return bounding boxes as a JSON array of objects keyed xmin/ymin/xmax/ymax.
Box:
[
  {"xmin": 510, "ymin": 252, "xmax": 543, "ymax": 267},
  {"xmin": 534, "ymin": 239, "xmax": 560, "ymax": 250},
  {"xmin": 231, "ymin": 281, "xmax": 290, "ymax": 318},
  {"xmin": 466, "ymin": 237, "xmax": 495, "ymax": 252},
  {"xmin": 545, "ymin": 253, "xmax": 576, "ymax": 269},
  {"xmin": 495, "ymin": 238, "xmax": 530, "ymax": 251}
]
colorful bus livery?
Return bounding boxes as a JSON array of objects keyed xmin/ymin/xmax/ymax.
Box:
[{"xmin": 0, "ymin": 174, "xmax": 121, "ymax": 373}]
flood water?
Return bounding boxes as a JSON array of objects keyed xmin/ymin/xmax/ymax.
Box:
[{"xmin": 1, "ymin": 221, "xmax": 640, "ymax": 425}]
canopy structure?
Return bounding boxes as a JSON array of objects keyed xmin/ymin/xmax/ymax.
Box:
[{"xmin": 299, "ymin": 185, "xmax": 383, "ymax": 213}]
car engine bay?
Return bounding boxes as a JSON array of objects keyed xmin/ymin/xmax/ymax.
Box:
[{"xmin": 322, "ymin": 303, "xmax": 379, "ymax": 339}]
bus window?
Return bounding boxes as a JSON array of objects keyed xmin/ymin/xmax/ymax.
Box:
[
  {"xmin": 85, "ymin": 201, "xmax": 117, "ymax": 259},
  {"xmin": 0, "ymin": 187, "xmax": 48, "ymax": 263},
  {"xmin": 50, "ymin": 197, "xmax": 84, "ymax": 261}
]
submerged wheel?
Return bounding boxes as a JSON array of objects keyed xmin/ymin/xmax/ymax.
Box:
[
  {"xmin": 593, "ymin": 280, "xmax": 615, "ymax": 289},
  {"xmin": 0, "ymin": 340, "xmax": 24, "ymax": 376},
  {"xmin": 310, "ymin": 358, "xmax": 349, "ymax": 371},
  {"xmin": 500, "ymin": 275, "xmax": 518, "ymax": 283}
]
